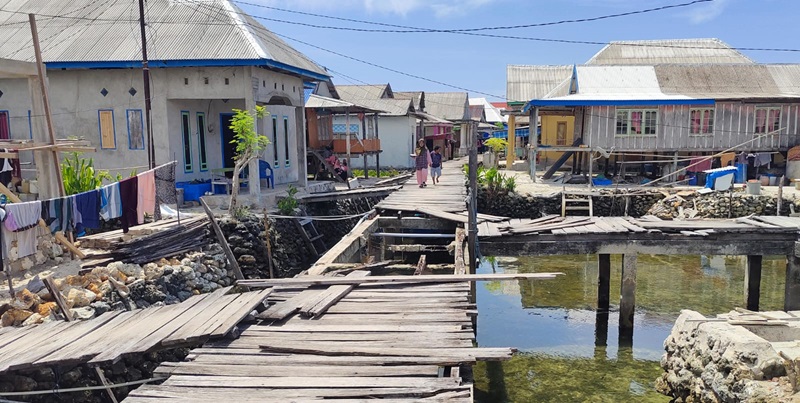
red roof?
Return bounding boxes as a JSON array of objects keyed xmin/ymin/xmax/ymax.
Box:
[{"xmin": 490, "ymin": 102, "xmax": 508, "ymax": 109}]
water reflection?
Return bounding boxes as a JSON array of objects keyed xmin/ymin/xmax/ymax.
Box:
[{"xmin": 474, "ymin": 254, "xmax": 787, "ymax": 402}]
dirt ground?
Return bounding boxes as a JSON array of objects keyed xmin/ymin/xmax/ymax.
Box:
[{"xmin": 0, "ymin": 259, "xmax": 81, "ymax": 303}]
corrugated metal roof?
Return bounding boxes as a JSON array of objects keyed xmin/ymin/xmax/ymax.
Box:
[
  {"xmin": 0, "ymin": 0, "xmax": 326, "ymax": 76},
  {"xmin": 507, "ymin": 65, "xmax": 572, "ymax": 102},
  {"xmin": 336, "ymin": 85, "xmax": 390, "ymax": 100},
  {"xmin": 469, "ymin": 98, "xmax": 505, "ymax": 123},
  {"xmin": 305, "ymin": 94, "xmax": 384, "ymax": 113},
  {"xmin": 424, "ymin": 92, "xmax": 469, "ymax": 121},
  {"xmin": 586, "ymin": 39, "xmax": 754, "ymax": 65},
  {"xmin": 352, "ymin": 98, "xmax": 412, "ymax": 116},
  {"xmin": 766, "ymin": 65, "xmax": 800, "ymax": 96},
  {"xmin": 655, "ymin": 64, "xmax": 787, "ymax": 98},
  {"xmin": 577, "ymin": 66, "xmax": 662, "ymax": 95},
  {"xmin": 394, "ymin": 91, "xmax": 423, "ymax": 110}
]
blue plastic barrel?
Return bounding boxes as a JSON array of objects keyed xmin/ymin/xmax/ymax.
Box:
[{"xmin": 734, "ymin": 163, "xmax": 747, "ymax": 183}]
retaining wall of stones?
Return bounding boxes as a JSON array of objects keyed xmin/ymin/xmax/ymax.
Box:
[
  {"xmin": 657, "ymin": 310, "xmax": 795, "ymax": 402},
  {"xmin": 478, "ymin": 188, "xmax": 666, "ymax": 218}
]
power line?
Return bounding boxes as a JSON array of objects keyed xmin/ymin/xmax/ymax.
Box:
[{"xmin": 232, "ymin": 0, "xmax": 712, "ymax": 33}]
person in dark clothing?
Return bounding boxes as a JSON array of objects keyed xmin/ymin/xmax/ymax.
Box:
[
  {"xmin": 339, "ymin": 159, "xmax": 349, "ymax": 182},
  {"xmin": 430, "ymin": 146, "xmax": 443, "ymax": 185}
]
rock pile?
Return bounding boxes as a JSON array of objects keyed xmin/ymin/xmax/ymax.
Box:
[
  {"xmin": 305, "ymin": 197, "xmax": 381, "ymax": 246},
  {"xmin": 477, "ymin": 188, "xmax": 666, "ymax": 218},
  {"xmin": 0, "ymin": 347, "xmax": 192, "ymax": 402},
  {"xmin": 647, "ymin": 192, "xmax": 796, "ymax": 219},
  {"xmin": 0, "ymin": 244, "xmax": 234, "ymax": 327},
  {"xmin": 657, "ymin": 310, "xmax": 793, "ymax": 402}
]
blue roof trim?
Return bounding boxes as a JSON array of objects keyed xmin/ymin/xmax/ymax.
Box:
[
  {"xmin": 45, "ymin": 58, "xmax": 330, "ymax": 81},
  {"xmin": 522, "ymin": 98, "xmax": 715, "ymax": 112}
]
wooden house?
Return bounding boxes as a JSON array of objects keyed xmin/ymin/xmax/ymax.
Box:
[{"xmin": 508, "ymin": 39, "xmax": 800, "ymax": 179}]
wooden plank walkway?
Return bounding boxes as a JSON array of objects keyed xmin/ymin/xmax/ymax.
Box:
[
  {"xmin": 126, "ymin": 280, "xmax": 511, "ymax": 402},
  {"xmin": 0, "ymin": 288, "xmax": 270, "ymax": 374},
  {"xmin": 375, "ymin": 158, "xmax": 467, "ymax": 215}
]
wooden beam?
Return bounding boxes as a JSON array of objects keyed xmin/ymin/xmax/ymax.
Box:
[
  {"xmin": 0, "ymin": 183, "xmax": 85, "ymax": 259},
  {"xmin": 619, "ymin": 253, "xmax": 636, "ymax": 346},
  {"xmin": 199, "ymin": 198, "xmax": 245, "ymax": 286},
  {"xmin": 786, "ymin": 253, "xmax": 800, "ymax": 311},
  {"xmin": 239, "ymin": 272, "xmax": 562, "ymax": 288},
  {"xmin": 746, "ymin": 255, "xmax": 763, "ymax": 311},
  {"xmin": 597, "ymin": 254, "xmax": 611, "ymax": 312},
  {"xmin": 413, "ymin": 255, "xmax": 427, "ymax": 275}
]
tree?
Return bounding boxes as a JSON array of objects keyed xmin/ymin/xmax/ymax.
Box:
[{"xmin": 229, "ymin": 106, "xmax": 269, "ymax": 214}]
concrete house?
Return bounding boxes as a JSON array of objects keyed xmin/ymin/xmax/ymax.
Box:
[
  {"xmin": 508, "ymin": 39, "xmax": 800, "ymax": 177},
  {"xmin": 0, "ymin": 0, "xmax": 329, "ymax": 188}
]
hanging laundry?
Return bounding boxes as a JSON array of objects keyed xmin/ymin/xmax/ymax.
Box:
[
  {"xmin": 0, "ymin": 149, "xmax": 13, "ymax": 187},
  {"xmin": 75, "ymin": 189, "xmax": 101, "ymax": 230},
  {"xmin": 720, "ymin": 152, "xmax": 736, "ymax": 167},
  {"xmin": 3, "ymin": 201, "xmax": 42, "ymax": 258},
  {"xmin": 754, "ymin": 153, "xmax": 772, "ymax": 167},
  {"xmin": 153, "ymin": 162, "xmax": 177, "ymax": 221},
  {"xmin": 100, "ymin": 183, "xmax": 122, "ymax": 221},
  {"xmin": 688, "ymin": 157, "xmax": 712, "ymax": 172},
  {"xmin": 137, "ymin": 170, "xmax": 156, "ymax": 225},
  {"xmin": 119, "ymin": 176, "xmax": 138, "ymax": 233}
]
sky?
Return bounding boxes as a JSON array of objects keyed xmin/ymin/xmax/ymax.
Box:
[{"xmin": 236, "ymin": 0, "xmax": 800, "ymax": 101}]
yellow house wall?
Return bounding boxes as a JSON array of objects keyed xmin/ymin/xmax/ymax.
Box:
[{"xmin": 539, "ymin": 115, "xmax": 575, "ymax": 167}]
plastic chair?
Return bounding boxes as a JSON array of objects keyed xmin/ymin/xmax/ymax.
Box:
[{"xmin": 259, "ymin": 160, "xmax": 274, "ymax": 189}]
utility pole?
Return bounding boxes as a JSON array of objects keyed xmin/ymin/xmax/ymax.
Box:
[
  {"xmin": 138, "ymin": 0, "xmax": 155, "ymax": 169},
  {"xmin": 467, "ymin": 122, "xmax": 478, "ymax": 275}
]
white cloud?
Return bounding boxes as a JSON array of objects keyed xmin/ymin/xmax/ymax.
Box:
[
  {"xmin": 688, "ymin": 0, "xmax": 731, "ymax": 23},
  {"xmin": 254, "ymin": 0, "xmax": 496, "ymax": 18}
]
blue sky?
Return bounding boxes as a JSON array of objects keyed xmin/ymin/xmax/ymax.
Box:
[{"xmin": 238, "ymin": 0, "xmax": 800, "ymax": 101}]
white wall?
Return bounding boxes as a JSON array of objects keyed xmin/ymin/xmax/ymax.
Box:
[
  {"xmin": 0, "ymin": 65, "xmax": 309, "ymax": 184},
  {"xmin": 331, "ymin": 115, "xmax": 416, "ymax": 169}
]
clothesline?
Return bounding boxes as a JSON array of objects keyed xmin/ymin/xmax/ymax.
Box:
[{"xmin": 1, "ymin": 161, "xmax": 177, "ymax": 261}]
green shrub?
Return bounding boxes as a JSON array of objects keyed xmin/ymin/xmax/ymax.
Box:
[
  {"xmin": 277, "ymin": 185, "xmax": 299, "ymax": 216},
  {"xmin": 61, "ymin": 153, "xmax": 112, "ymax": 195},
  {"xmin": 484, "ymin": 138, "xmax": 508, "ymax": 154}
]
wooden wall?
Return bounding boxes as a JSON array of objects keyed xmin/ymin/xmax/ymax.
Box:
[{"xmin": 574, "ymin": 102, "xmax": 800, "ymax": 152}]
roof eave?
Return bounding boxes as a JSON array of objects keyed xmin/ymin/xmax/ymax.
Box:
[
  {"xmin": 522, "ymin": 98, "xmax": 716, "ymax": 112},
  {"xmin": 45, "ymin": 58, "xmax": 330, "ymax": 81}
]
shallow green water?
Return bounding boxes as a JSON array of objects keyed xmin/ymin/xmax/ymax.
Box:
[{"xmin": 473, "ymin": 254, "xmax": 787, "ymax": 402}]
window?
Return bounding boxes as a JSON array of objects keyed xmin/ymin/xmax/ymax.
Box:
[
  {"xmin": 272, "ymin": 116, "xmax": 279, "ymax": 168},
  {"xmin": 690, "ymin": 109, "xmax": 714, "ymax": 135},
  {"xmin": 126, "ymin": 109, "xmax": 144, "ymax": 149},
  {"xmin": 332, "ymin": 124, "xmax": 359, "ymax": 135},
  {"xmin": 283, "ymin": 116, "xmax": 290, "ymax": 167},
  {"xmin": 755, "ymin": 107, "xmax": 781, "ymax": 134},
  {"xmin": 0, "ymin": 111, "xmax": 9, "ymax": 140},
  {"xmin": 615, "ymin": 109, "xmax": 658, "ymax": 136},
  {"xmin": 197, "ymin": 113, "xmax": 208, "ymax": 171},
  {"xmin": 98, "ymin": 110, "xmax": 116, "ymax": 149},
  {"xmin": 181, "ymin": 111, "xmax": 192, "ymax": 172},
  {"xmin": 556, "ymin": 121, "xmax": 567, "ymax": 146}
]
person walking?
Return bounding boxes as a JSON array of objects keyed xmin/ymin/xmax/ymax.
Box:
[
  {"xmin": 339, "ymin": 158, "xmax": 349, "ymax": 182},
  {"xmin": 414, "ymin": 139, "xmax": 431, "ymax": 188},
  {"xmin": 430, "ymin": 146, "xmax": 443, "ymax": 185}
]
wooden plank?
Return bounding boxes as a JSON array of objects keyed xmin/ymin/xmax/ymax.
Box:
[
  {"xmin": 258, "ymin": 289, "xmax": 321, "ymax": 321},
  {"xmin": 209, "ymin": 289, "xmax": 272, "ymax": 337},
  {"xmin": 160, "ymin": 291, "xmax": 240, "ymax": 347},
  {"xmin": 259, "ymin": 324, "xmax": 465, "ymax": 333},
  {"xmin": 200, "ymin": 197, "xmax": 245, "ymax": 284},
  {"xmin": 43, "ymin": 275, "xmax": 73, "ymax": 321},
  {"xmin": 300, "ymin": 271, "xmax": 369, "ymax": 318},
  {"xmin": 240, "ymin": 272, "xmax": 561, "ymax": 287},
  {"xmin": 189, "ymin": 352, "xmax": 477, "ymax": 366},
  {"xmin": 129, "ymin": 385, "xmax": 471, "ymax": 399},
  {"xmin": 220, "ymin": 337, "xmax": 474, "ymax": 349},
  {"xmin": 154, "ymin": 362, "xmax": 441, "ymax": 378},
  {"xmin": 257, "ymin": 342, "xmax": 513, "ymax": 360},
  {"xmin": 161, "ymin": 375, "xmax": 461, "ymax": 389},
  {"xmin": 236, "ymin": 330, "xmax": 474, "ymax": 342}
]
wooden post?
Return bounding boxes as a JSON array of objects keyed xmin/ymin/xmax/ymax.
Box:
[
  {"xmin": 786, "ymin": 250, "xmax": 800, "ymax": 311},
  {"xmin": 263, "ymin": 210, "xmax": 275, "ymax": 279},
  {"xmin": 778, "ymin": 175, "xmax": 785, "ymax": 216},
  {"xmin": 361, "ymin": 114, "xmax": 368, "ymax": 179},
  {"xmin": 746, "ymin": 255, "xmax": 763, "ymax": 311},
  {"xmin": 597, "ymin": 254, "xmax": 611, "ymax": 312},
  {"xmin": 506, "ymin": 114, "xmax": 516, "ymax": 169},
  {"xmin": 199, "ymin": 197, "xmax": 246, "ymax": 288},
  {"xmin": 28, "ymin": 14, "xmax": 65, "ymax": 197},
  {"xmin": 374, "ymin": 114, "xmax": 380, "ymax": 177},
  {"xmin": 529, "ymin": 107, "xmax": 539, "ymax": 182},
  {"xmin": 595, "ymin": 310, "xmax": 609, "ymax": 348},
  {"xmin": 619, "ymin": 253, "xmax": 637, "ymax": 345},
  {"xmin": 345, "ymin": 108, "xmax": 351, "ymax": 170}
]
